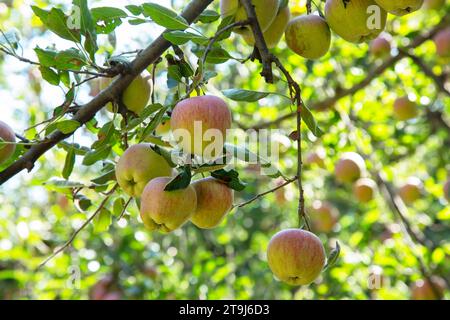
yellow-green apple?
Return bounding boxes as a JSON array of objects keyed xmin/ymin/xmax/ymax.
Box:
[
  {"xmin": 334, "ymin": 152, "xmax": 366, "ymax": 183},
  {"xmin": 374, "ymin": 0, "xmax": 424, "ymax": 16},
  {"xmin": 325, "ymin": 0, "xmax": 387, "ymax": 43},
  {"xmin": 101, "ymin": 72, "xmax": 152, "ymax": 115},
  {"xmin": 267, "ymin": 229, "xmax": 326, "ymax": 285},
  {"xmin": 411, "ymin": 277, "xmax": 446, "ymax": 300},
  {"xmin": 285, "ymin": 14, "xmax": 331, "ymax": 59},
  {"xmin": 433, "ymin": 27, "xmax": 450, "ymax": 58},
  {"xmin": 424, "ymin": 0, "xmax": 445, "ymax": 9},
  {"xmin": 305, "ymin": 149, "xmax": 326, "ymax": 168},
  {"xmin": 220, "ymin": 0, "xmax": 279, "ymax": 37},
  {"xmin": 155, "ymin": 119, "xmax": 171, "ymax": 136},
  {"xmin": 171, "ymin": 95, "xmax": 232, "ymax": 159},
  {"xmin": 243, "ymin": 5, "xmax": 291, "ymax": 49},
  {"xmin": 370, "ymin": 35, "xmax": 391, "ymax": 58},
  {"xmin": 190, "ymin": 177, "xmax": 234, "ymax": 229},
  {"xmin": 308, "ymin": 200, "xmax": 339, "ymax": 233},
  {"xmin": 353, "ymin": 178, "xmax": 377, "ymax": 203},
  {"xmin": 444, "ymin": 179, "xmax": 450, "ymax": 201},
  {"xmin": 115, "ymin": 144, "xmax": 172, "ymax": 197},
  {"xmin": 140, "ymin": 177, "xmax": 197, "ymax": 233},
  {"xmin": 393, "ymin": 96, "xmax": 418, "ymax": 120},
  {"xmin": 398, "ymin": 177, "xmax": 423, "ymax": 204},
  {"xmin": 0, "ymin": 120, "xmax": 16, "ymax": 165}
]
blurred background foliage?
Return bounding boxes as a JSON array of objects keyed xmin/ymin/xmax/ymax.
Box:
[{"xmin": 0, "ymin": 0, "xmax": 449, "ymax": 300}]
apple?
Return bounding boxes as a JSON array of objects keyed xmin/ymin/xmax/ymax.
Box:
[
  {"xmin": 171, "ymin": 95, "xmax": 232, "ymax": 159},
  {"xmin": 89, "ymin": 276, "xmax": 122, "ymax": 300},
  {"xmin": 0, "ymin": 120, "xmax": 16, "ymax": 165},
  {"xmin": 267, "ymin": 229, "xmax": 326, "ymax": 286},
  {"xmin": 243, "ymin": 5, "xmax": 291, "ymax": 49},
  {"xmin": 393, "ymin": 96, "xmax": 418, "ymax": 120},
  {"xmin": 370, "ymin": 35, "xmax": 391, "ymax": 58},
  {"xmin": 305, "ymin": 149, "xmax": 326, "ymax": 168},
  {"xmin": 190, "ymin": 177, "xmax": 234, "ymax": 229},
  {"xmin": 411, "ymin": 277, "xmax": 446, "ymax": 300},
  {"xmin": 433, "ymin": 27, "xmax": 450, "ymax": 58},
  {"xmin": 101, "ymin": 72, "xmax": 152, "ymax": 115},
  {"xmin": 308, "ymin": 200, "xmax": 339, "ymax": 233},
  {"xmin": 115, "ymin": 144, "xmax": 172, "ymax": 198},
  {"xmin": 353, "ymin": 178, "xmax": 377, "ymax": 203},
  {"xmin": 334, "ymin": 152, "xmax": 366, "ymax": 183},
  {"xmin": 374, "ymin": 0, "xmax": 424, "ymax": 16},
  {"xmin": 220, "ymin": 0, "xmax": 279, "ymax": 37},
  {"xmin": 398, "ymin": 177, "xmax": 423, "ymax": 204},
  {"xmin": 285, "ymin": 14, "xmax": 331, "ymax": 59},
  {"xmin": 444, "ymin": 179, "xmax": 450, "ymax": 201},
  {"xmin": 423, "ymin": 0, "xmax": 445, "ymax": 9},
  {"xmin": 140, "ymin": 177, "xmax": 197, "ymax": 233},
  {"xmin": 155, "ymin": 119, "xmax": 171, "ymax": 136},
  {"xmin": 325, "ymin": 0, "xmax": 387, "ymax": 43}
]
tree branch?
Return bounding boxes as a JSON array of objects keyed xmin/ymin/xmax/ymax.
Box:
[{"xmin": 0, "ymin": 0, "xmax": 214, "ymax": 185}]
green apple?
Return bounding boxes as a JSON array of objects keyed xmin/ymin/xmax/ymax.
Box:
[
  {"xmin": 285, "ymin": 14, "xmax": 331, "ymax": 59},
  {"xmin": 170, "ymin": 95, "xmax": 232, "ymax": 159},
  {"xmin": 398, "ymin": 177, "xmax": 423, "ymax": 204},
  {"xmin": 335, "ymin": 152, "xmax": 366, "ymax": 183},
  {"xmin": 220, "ymin": 0, "xmax": 280, "ymax": 37},
  {"xmin": 308, "ymin": 200, "xmax": 339, "ymax": 233},
  {"xmin": 243, "ymin": 5, "xmax": 291, "ymax": 49},
  {"xmin": 115, "ymin": 144, "xmax": 172, "ymax": 197},
  {"xmin": 0, "ymin": 120, "xmax": 16, "ymax": 165},
  {"xmin": 267, "ymin": 229, "xmax": 326, "ymax": 285},
  {"xmin": 433, "ymin": 27, "xmax": 450, "ymax": 58},
  {"xmin": 393, "ymin": 96, "xmax": 418, "ymax": 120},
  {"xmin": 374, "ymin": 0, "xmax": 424, "ymax": 16},
  {"xmin": 190, "ymin": 177, "xmax": 234, "ymax": 229},
  {"xmin": 424, "ymin": 0, "xmax": 445, "ymax": 9},
  {"xmin": 370, "ymin": 35, "xmax": 391, "ymax": 58},
  {"xmin": 411, "ymin": 277, "xmax": 446, "ymax": 300},
  {"xmin": 140, "ymin": 177, "xmax": 197, "ymax": 233},
  {"xmin": 353, "ymin": 178, "xmax": 377, "ymax": 203},
  {"xmin": 325, "ymin": 0, "xmax": 387, "ymax": 43},
  {"xmin": 101, "ymin": 72, "xmax": 152, "ymax": 115}
]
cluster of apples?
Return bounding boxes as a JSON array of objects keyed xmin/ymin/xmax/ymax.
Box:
[
  {"xmin": 221, "ymin": 0, "xmax": 450, "ymax": 60},
  {"xmin": 115, "ymin": 94, "xmax": 234, "ymax": 233}
]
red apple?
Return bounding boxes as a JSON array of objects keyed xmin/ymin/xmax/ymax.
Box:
[
  {"xmin": 308, "ymin": 200, "xmax": 340, "ymax": 233},
  {"xmin": 353, "ymin": 178, "xmax": 377, "ymax": 203},
  {"xmin": 267, "ymin": 229, "xmax": 326, "ymax": 285},
  {"xmin": 398, "ymin": 177, "xmax": 423, "ymax": 204},
  {"xmin": 334, "ymin": 152, "xmax": 366, "ymax": 183},
  {"xmin": 411, "ymin": 277, "xmax": 446, "ymax": 300},
  {"xmin": 171, "ymin": 95, "xmax": 232, "ymax": 159},
  {"xmin": 370, "ymin": 35, "xmax": 391, "ymax": 58},
  {"xmin": 0, "ymin": 120, "xmax": 16, "ymax": 165},
  {"xmin": 433, "ymin": 27, "xmax": 450, "ymax": 58}
]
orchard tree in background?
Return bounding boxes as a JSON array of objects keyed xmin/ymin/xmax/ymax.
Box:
[{"xmin": 0, "ymin": 0, "xmax": 449, "ymax": 300}]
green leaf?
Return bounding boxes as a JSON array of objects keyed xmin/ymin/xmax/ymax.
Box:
[
  {"xmin": 112, "ymin": 197, "xmax": 125, "ymax": 216},
  {"xmin": 222, "ymin": 89, "xmax": 270, "ymax": 102},
  {"xmin": 198, "ymin": 10, "xmax": 220, "ymax": 23},
  {"xmin": 128, "ymin": 18, "xmax": 147, "ymax": 25},
  {"xmin": 91, "ymin": 169, "xmax": 116, "ymax": 185},
  {"xmin": 44, "ymin": 179, "xmax": 85, "ymax": 190},
  {"xmin": 193, "ymin": 47, "xmax": 232, "ymax": 64},
  {"xmin": 211, "ymin": 169, "xmax": 246, "ymax": 191},
  {"xmin": 32, "ymin": 6, "xmax": 81, "ymax": 42},
  {"xmin": 56, "ymin": 120, "xmax": 80, "ymax": 134},
  {"xmin": 301, "ymin": 104, "xmax": 324, "ymax": 138},
  {"xmin": 125, "ymin": 5, "xmax": 143, "ymax": 16},
  {"xmin": 164, "ymin": 166, "xmax": 192, "ymax": 191},
  {"xmin": 324, "ymin": 242, "xmax": 340, "ymax": 271},
  {"xmin": 62, "ymin": 147, "xmax": 76, "ymax": 179},
  {"xmin": 91, "ymin": 6, "xmax": 127, "ymax": 34},
  {"xmin": 163, "ymin": 31, "xmax": 208, "ymax": 45},
  {"xmin": 35, "ymin": 47, "xmax": 57, "ymax": 67},
  {"xmin": 39, "ymin": 66, "xmax": 60, "ymax": 86},
  {"xmin": 215, "ymin": 15, "xmax": 235, "ymax": 41},
  {"xmin": 142, "ymin": 3, "xmax": 188, "ymax": 30},
  {"xmin": 55, "ymin": 48, "xmax": 87, "ymax": 70},
  {"xmin": 140, "ymin": 106, "xmax": 169, "ymax": 141},
  {"xmin": 73, "ymin": 0, "xmax": 97, "ymax": 59},
  {"xmin": 94, "ymin": 208, "xmax": 112, "ymax": 233},
  {"xmin": 75, "ymin": 194, "xmax": 92, "ymax": 211},
  {"xmin": 82, "ymin": 144, "xmax": 111, "ymax": 166}
]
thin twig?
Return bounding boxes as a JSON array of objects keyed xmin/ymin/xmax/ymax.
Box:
[{"xmin": 36, "ymin": 184, "xmax": 118, "ymax": 270}]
